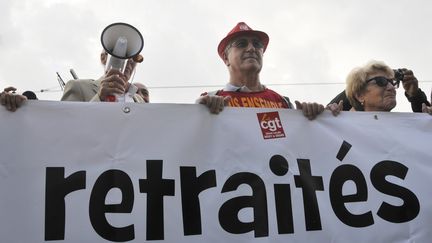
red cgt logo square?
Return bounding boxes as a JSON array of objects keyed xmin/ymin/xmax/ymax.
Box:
[{"xmin": 256, "ymin": 111, "xmax": 286, "ymax": 139}]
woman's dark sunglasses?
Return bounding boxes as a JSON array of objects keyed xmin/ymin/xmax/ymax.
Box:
[{"xmin": 365, "ymin": 76, "xmax": 400, "ymax": 88}]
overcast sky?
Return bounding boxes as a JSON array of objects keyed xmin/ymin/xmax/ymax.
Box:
[{"xmin": 1, "ymin": 0, "xmax": 431, "ymax": 112}]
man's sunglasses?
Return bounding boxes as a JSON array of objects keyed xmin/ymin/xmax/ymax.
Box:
[
  {"xmin": 230, "ymin": 38, "xmax": 264, "ymax": 49},
  {"xmin": 365, "ymin": 76, "xmax": 400, "ymax": 88}
]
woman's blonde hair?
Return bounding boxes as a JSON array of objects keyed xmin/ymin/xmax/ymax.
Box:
[{"xmin": 345, "ymin": 60, "xmax": 394, "ymax": 110}]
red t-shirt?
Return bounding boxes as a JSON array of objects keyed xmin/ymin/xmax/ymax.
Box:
[{"xmin": 215, "ymin": 89, "xmax": 290, "ymax": 109}]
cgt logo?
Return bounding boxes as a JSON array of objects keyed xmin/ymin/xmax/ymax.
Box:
[{"xmin": 257, "ymin": 111, "xmax": 286, "ymax": 139}]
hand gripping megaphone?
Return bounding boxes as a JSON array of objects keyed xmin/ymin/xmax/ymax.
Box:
[{"xmin": 101, "ymin": 22, "xmax": 144, "ymax": 102}]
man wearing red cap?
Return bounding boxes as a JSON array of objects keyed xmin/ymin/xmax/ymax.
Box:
[{"xmin": 198, "ymin": 22, "xmax": 337, "ymax": 119}]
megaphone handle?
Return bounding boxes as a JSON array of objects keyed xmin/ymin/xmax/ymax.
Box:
[{"xmin": 105, "ymin": 95, "xmax": 116, "ymax": 102}]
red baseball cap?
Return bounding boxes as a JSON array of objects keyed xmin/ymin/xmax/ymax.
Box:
[{"xmin": 217, "ymin": 22, "xmax": 269, "ymax": 59}]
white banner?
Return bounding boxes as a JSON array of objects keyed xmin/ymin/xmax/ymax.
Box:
[{"xmin": 0, "ymin": 101, "xmax": 431, "ymax": 243}]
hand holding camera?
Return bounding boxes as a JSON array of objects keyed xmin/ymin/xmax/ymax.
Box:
[{"xmin": 394, "ymin": 68, "xmax": 419, "ymax": 97}]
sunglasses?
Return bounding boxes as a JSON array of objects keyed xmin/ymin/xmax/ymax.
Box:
[
  {"xmin": 365, "ymin": 76, "xmax": 400, "ymax": 88},
  {"xmin": 230, "ymin": 38, "xmax": 264, "ymax": 49}
]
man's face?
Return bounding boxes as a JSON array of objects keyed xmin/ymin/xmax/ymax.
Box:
[
  {"xmin": 102, "ymin": 51, "xmax": 137, "ymax": 82},
  {"xmin": 224, "ymin": 35, "xmax": 264, "ymax": 73}
]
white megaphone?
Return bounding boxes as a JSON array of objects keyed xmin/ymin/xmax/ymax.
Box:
[{"xmin": 101, "ymin": 22, "xmax": 144, "ymax": 102}]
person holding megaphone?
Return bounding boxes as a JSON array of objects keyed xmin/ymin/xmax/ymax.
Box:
[
  {"xmin": 1, "ymin": 23, "xmax": 148, "ymax": 112},
  {"xmin": 61, "ymin": 23, "xmax": 147, "ymax": 103},
  {"xmin": 61, "ymin": 50, "xmax": 145, "ymax": 102}
]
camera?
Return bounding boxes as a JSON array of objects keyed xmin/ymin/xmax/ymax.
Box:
[{"xmin": 393, "ymin": 69, "xmax": 404, "ymax": 82}]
